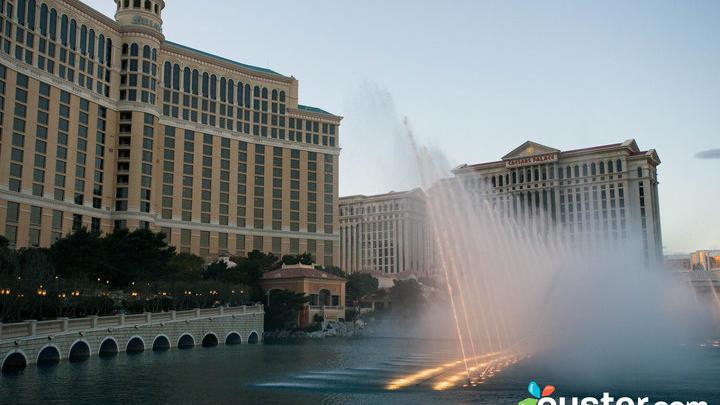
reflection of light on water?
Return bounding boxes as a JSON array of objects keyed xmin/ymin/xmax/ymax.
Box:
[
  {"xmin": 385, "ymin": 351, "xmax": 523, "ymax": 391},
  {"xmin": 432, "ymin": 353, "xmax": 522, "ymax": 391}
]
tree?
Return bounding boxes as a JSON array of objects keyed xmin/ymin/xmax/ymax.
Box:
[
  {"xmin": 346, "ymin": 272, "xmax": 379, "ymax": 306},
  {"xmin": 49, "ymin": 228, "xmax": 108, "ymax": 283},
  {"xmin": 389, "ymin": 279, "xmax": 424, "ymax": 318},
  {"xmin": 264, "ymin": 290, "xmax": 310, "ymax": 331},
  {"xmin": 165, "ymin": 253, "xmax": 204, "ymax": 282},
  {"xmin": 280, "ymin": 252, "xmax": 314, "ymax": 266},
  {"xmin": 104, "ymin": 228, "xmax": 176, "ymax": 287}
]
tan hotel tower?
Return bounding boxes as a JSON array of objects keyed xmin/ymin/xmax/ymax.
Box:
[{"xmin": 0, "ymin": 0, "xmax": 341, "ymax": 265}]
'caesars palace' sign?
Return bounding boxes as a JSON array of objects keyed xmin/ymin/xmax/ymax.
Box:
[{"xmin": 505, "ymin": 152, "xmax": 558, "ymax": 168}]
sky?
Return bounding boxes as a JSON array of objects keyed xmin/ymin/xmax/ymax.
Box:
[{"xmin": 83, "ymin": 0, "xmax": 720, "ymax": 254}]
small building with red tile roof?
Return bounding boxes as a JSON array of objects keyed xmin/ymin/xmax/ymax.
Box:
[{"xmin": 260, "ymin": 264, "xmax": 347, "ymax": 327}]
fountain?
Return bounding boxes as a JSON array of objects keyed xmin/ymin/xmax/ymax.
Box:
[{"xmin": 402, "ymin": 119, "xmax": 718, "ymax": 391}]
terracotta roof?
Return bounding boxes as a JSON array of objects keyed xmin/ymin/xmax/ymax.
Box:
[{"xmin": 262, "ymin": 266, "xmax": 346, "ymax": 281}]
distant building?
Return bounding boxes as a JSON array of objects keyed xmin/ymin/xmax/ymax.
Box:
[
  {"xmin": 339, "ymin": 189, "xmax": 435, "ymax": 277},
  {"xmin": 690, "ymin": 250, "xmax": 720, "ymax": 271},
  {"xmin": 453, "ymin": 139, "xmax": 663, "ymax": 263},
  {"xmin": 0, "ymin": 0, "xmax": 341, "ymax": 265},
  {"xmin": 664, "ymin": 254, "xmax": 692, "ymax": 272},
  {"xmin": 260, "ymin": 264, "xmax": 346, "ymax": 326}
]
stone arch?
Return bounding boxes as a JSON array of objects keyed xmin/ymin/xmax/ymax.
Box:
[
  {"xmin": 68, "ymin": 339, "xmax": 91, "ymax": 362},
  {"xmin": 201, "ymin": 332, "xmax": 219, "ymax": 348},
  {"xmin": 36, "ymin": 344, "xmax": 61, "ymax": 366},
  {"xmin": 152, "ymin": 334, "xmax": 171, "ymax": 351},
  {"xmin": 177, "ymin": 333, "xmax": 195, "ymax": 349},
  {"xmin": 224, "ymin": 331, "xmax": 242, "ymax": 345},
  {"xmin": 126, "ymin": 336, "xmax": 145, "ymax": 354},
  {"xmin": 98, "ymin": 337, "xmax": 119, "ymax": 358},
  {"xmin": 2, "ymin": 350, "xmax": 28, "ymax": 373},
  {"xmin": 247, "ymin": 330, "xmax": 259, "ymax": 344}
]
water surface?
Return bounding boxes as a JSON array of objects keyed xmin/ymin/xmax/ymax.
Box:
[{"xmin": 2, "ymin": 338, "xmax": 719, "ymax": 404}]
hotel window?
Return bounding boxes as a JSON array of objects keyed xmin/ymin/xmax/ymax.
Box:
[
  {"xmin": 253, "ymin": 144, "xmax": 265, "ymax": 229},
  {"xmin": 253, "ymin": 235, "xmax": 263, "ymax": 252},
  {"xmin": 51, "ymin": 209, "xmax": 63, "ymax": 242},
  {"xmin": 219, "ymin": 232, "xmax": 228, "ymax": 253},
  {"xmin": 74, "ymin": 98, "xmax": 90, "ymax": 206},
  {"xmin": 324, "ymin": 154, "xmax": 334, "ymax": 234},
  {"xmin": 290, "ymin": 149, "xmax": 300, "ymax": 232},
  {"xmin": 9, "ymin": 73, "xmax": 29, "ymax": 192},
  {"xmin": 181, "ymin": 130, "xmax": 195, "ymax": 222},
  {"xmin": 29, "ymin": 205, "xmax": 42, "ymax": 247},
  {"xmin": 93, "ymin": 106, "xmax": 107, "ymax": 209},
  {"xmin": 307, "ymin": 239, "xmax": 317, "ymax": 260},
  {"xmin": 307, "ymin": 152, "xmax": 317, "ymax": 233},
  {"xmin": 72, "ymin": 213, "xmax": 82, "ymax": 231},
  {"xmin": 324, "ymin": 240, "xmax": 334, "ymax": 266},
  {"xmin": 162, "ymin": 126, "xmax": 176, "ymax": 219},
  {"xmin": 272, "ymin": 147, "xmax": 283, "ymax": 230},
  {"xmin": 5, "ymin": 201, "xmax": 19, "ymax": 248},
  {"xmin": 199, "ymin": 231, "xmax": 209, "ymax": 258},
  {"xmin": 181, "ymin": 229, "xmax": 191, "ymax": 253},
  {"xmin": 237, "ymin": 141, "xmax": 248, "ymax": 227},
  {"xmin": 271, "ymin": 237, "xmax": 281, "ymax": 257},
  {"xmin": 236, "ymin": 234, "xmax": 246, "ymax": 257},
  {"xmin": 290, "ymin": 238, "xmax": 299, "ymax": 254},
  {"xmin": 91, "ymin": 217, "xmax": 101, "ymax": 234},
  {"xmin": 200, "ymin": 133, "xmax": 213, "ymax": 223},
  {"xmin": 219, "ymin": 137, "xmax": 230, "ymax": 225}
]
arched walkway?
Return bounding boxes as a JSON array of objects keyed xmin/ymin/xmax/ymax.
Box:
[
  {"xmin": 99, "ymin": 338, "xmax": 119, "ymax": 358},
  {"xmin": 247, "ymin": 331, "xmax": 259, "ymax": 344},
  {"xmin": 225, "ymin": 331, "xmax": 241, "ymax": 345},
  {"xmin": 152, "ymin": 335, "xmax": 170, "ymax": 351},
  {"xmin": 177, "ymin": 334, "xmax": 195, "ymax": 349},
  {"xmin": 126, "ymin": 336, "xmax": 145, "ymax": 354},
  {"xmin": 68, "ymin": 341, "xmax": 90, "ymax": 363},
  {"xmin": 201, "ymin": 333, "xmax": 218, "ymax": 348},
  {"xmin": 2, "ymin": 351, "xmax": 27, "ymax": 374},
  {"xmin": 37, "ymin": 345, "xmax": 61, "ymax": 366}
]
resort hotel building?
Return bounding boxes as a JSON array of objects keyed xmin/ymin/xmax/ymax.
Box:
[
  {"xmin": 339, "ymin": 189, "xmax": 435, "ymax": 277},
  {"xmin": 0, "ymin": 0, "xmax": 342, "ymax": 264},
  {"xmin": 452, "ymin": 140, "xmax": 663, "ymax": 263}
]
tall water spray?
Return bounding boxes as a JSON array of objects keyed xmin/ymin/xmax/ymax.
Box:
[{"xmin": 403, "ymin": 120, "xmax": 716, "ymax": 387}]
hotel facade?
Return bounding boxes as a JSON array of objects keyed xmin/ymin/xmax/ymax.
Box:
[
  {"xmin": 453, "ymin": 140, "xmax": 663, "ymax": 262},
  {"xmin": 339, "ymin": 189, "xmax": 435, "ymax": 277},
  {"xmin": 0, "ymin": 0, "xmax": 342, "ymax": 264}
]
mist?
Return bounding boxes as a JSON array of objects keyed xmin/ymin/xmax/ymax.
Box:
[{"xmin": 352, "ymin": 85, "xmax": 719, "ymax": 389}]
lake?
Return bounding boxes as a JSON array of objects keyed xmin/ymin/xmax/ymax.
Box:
[{"xmin": 2, "ymin": 338, "xmax": 719, "ymax": 404}]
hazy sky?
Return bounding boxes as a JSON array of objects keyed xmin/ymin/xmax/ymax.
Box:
[{"xmin": 84, "ymin": 0, "xmax": 719, "ymax": 253}]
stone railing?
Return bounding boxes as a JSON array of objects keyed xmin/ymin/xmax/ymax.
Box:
[{"xmin": 0, "ymin": 304, "xmax": 263, "ymax": 340}]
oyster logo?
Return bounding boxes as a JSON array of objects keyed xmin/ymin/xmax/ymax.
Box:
[
  {"xmin": 518, "ymin": 381, "xmax": 708, "ymax": 405},
  {"xmin": 519, "ymin": 381, "xmax": 555, "ymax": 405}
]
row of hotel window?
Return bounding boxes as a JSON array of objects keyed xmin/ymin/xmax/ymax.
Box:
[
  {"xmin": 0, "ymin": 0, "xmax": 114, "ymax": 97},
  {"xmin": 2, "ymin": 66, "xmax": 107, "ymax": 210},
  {"xmin": 4, "ymin": 201, "xmax": 95, "ymax": 248},
  {"xmin": 470, "ymin": 159, "xmax": 634, "ymax": 189},
  {"xmin": 2, "ymin": 201, "xmax": 335, "ymax": 265},
  {"xmin": 159, "ymin": 61, "xmax": 337, "ymax": 147}
]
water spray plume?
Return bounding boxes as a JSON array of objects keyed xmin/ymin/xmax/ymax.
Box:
[{"xmin": 400, "ymin": 115, "xmax": 716, "ymax": 390}]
